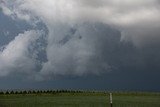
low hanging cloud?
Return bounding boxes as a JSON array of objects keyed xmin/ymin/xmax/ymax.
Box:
[{"xmin": 0, "ymin": 0, "xmax": 160, "ymax": 80}]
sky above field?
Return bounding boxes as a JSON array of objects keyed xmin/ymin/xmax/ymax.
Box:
[{"xmin": 0, "ymin": 0, "xmax": 160, "ymax": 91}]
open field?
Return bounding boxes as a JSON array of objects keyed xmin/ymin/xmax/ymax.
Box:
[{"xmin": 0, "ymin": 92, "xmax": 160, "ymax": 107}]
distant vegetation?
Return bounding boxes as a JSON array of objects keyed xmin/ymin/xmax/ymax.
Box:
[
  {"xmin": 0, "ymin": 90, "xmax": 99, "ymax": 95},
  {"xmin": 0, "ymin": 90, "xmax": 159, "ymax": 95}
]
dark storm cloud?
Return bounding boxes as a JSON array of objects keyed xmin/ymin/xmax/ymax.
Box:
[{"xmin": 0, "ymin": 0, "xmax": 160, "ymax": 80}]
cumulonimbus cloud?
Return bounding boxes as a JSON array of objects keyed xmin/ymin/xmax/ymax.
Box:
[
  {"xmin": 1, "ymin": 0, "xmax": 160, "ymax": 45},
  {"xmin": 0, "ymin": 0, "xmax": 160, "ymax": 80}
]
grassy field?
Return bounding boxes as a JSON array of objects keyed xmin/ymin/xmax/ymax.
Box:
[{"xmin": 0, "ymin": 92, "xmax": 160, "ymax": 107}]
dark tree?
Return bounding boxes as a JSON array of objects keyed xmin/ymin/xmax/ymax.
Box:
[
  {"xmin": 22, "ymin": 91, "xmax": 27, "ymax": 94},
  {"xmin": 19, "ymin": 91, "xmax": 23, "ymax": 94},
  {"xmin": 0, "ymin": 92, "xmax": 4, "ymax": 94},
  {"xmin": 28, "ymin": 90, "xmax": 32, "ymax": 94},
  {"xmin": 15, "ymin": 91, "xmax": 19, "ymax": 94},
  {"xmin": 5, "ymin": 91, "xmax": 9, "ymax": 95},
  {"xmin": 32, "ymin": 90, "xmax": 36, "ymax": 94},
  {"xmin": 10, "ymin": 91, "xmax": 14, "ymax": 94}
]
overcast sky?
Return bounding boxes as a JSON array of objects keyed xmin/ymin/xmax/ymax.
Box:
[{"xmin": 0, "ymin": 0, "xmax": 160, "ymax": 91}]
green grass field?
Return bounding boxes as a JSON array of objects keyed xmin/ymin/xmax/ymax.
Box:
[{"xmin": 0, "ymin": 92, "xmax": 160, "ymax": 107}]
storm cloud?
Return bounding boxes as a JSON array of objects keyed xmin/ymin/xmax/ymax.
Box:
[
  {"xmin": 0, "ymin": 30, "xmax": 41, "ymax": 76},
  {"xmin": 1, "ymin": 0, "xmax": 160, "ymax": 45},
  {"xmin": 0, "ymin": 0, "xmax": 160, "ymax": 80}
]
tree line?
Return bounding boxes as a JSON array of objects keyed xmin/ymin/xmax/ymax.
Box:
[{"xmin": 0, "ymin": 90, "xmax": 96, "ymax": 95}]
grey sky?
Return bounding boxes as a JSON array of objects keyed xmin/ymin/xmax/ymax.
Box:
[{"xmin": 0, "ymin": 0, "xmax": 160, "ymax": 91}]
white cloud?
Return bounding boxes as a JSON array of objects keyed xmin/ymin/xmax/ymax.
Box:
[{"xmin": 0, "ymin": 30, "xmax": 40, "ymax": 76}]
